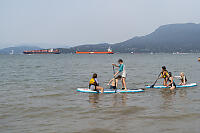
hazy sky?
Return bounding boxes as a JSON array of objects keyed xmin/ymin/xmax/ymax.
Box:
[{"xmin": 0, "ymin": 0, "xmax": 200, "ymax": 48}]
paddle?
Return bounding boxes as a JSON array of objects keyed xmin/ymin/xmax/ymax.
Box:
[{"xmin": 150, "ymin": 73, "xmax": 161, "ymax": 88}]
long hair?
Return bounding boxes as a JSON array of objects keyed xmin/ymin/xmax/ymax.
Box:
[{"xmin": 168, "ymin": 72, "xmax": 172, "ymax": 77}]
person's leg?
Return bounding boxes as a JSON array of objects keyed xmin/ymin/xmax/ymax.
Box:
[
  {"xmin": 164, "ymin": 78, "xmax": 168, "ymax": 86},
  {"xmin": 170, "ymin": 86, "xmax": 175, "ymax": 90},
  {"xmin": 121, "ymin": 80, "xmax": 124, "ymax": 89},
  {"xmin": 122, "ymin": 78, "xmax": 127, "ymax": 91},
  {"xmin": 163, "ymin": 79, "xmax": 165, "ymax": 86},
  {"xmin": 96, "ymin": 86, "xmax": 104, "ymax": 93},
  {"xmin": 181, "ymin": 81, "xmax": 186, "ymax": 85}
]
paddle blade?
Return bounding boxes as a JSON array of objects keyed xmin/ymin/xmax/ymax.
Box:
[{"xmin": 150, "ymin": 84, "xmax": 155, "ymax": 88}]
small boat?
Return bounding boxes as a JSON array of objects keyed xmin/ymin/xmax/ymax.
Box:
[{"xmin": 10, "ymin": 50, "xmax": 14, "ymax": 55}]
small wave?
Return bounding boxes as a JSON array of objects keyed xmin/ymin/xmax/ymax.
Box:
[
  {"xmin": 105, "ymin": 106, "xmax": 146, "ymax": 115},
  {"xmin": 79, "ymin": 128, "xmax": 115, "ymax": 133},
  {"xmin": 22, "ymin": 106, "xmax": 50, "ymax": 113},
  {"xmin": 138, "ymin": 113, "xmax": 200, "ymax": 120},
  {"xmin": 29, "ymin": 93, "xmax": 65, "ymax": 98}
]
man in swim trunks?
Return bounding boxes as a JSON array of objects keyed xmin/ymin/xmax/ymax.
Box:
[{"xmin": 112, "ymin": 59, "xmax": 127, "ymax": 91}]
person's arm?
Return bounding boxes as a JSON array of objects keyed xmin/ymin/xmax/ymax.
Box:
[
  {"xmin": 166, "ymin": 77, "xmax": 173, "ymax": 87},
  {"xmin": 115, "ymin": 79, "xmax": 118, "ymax": 88},
  {"xmin": 94, "ymin": 79, "xmax": 99, "ymax": 86},
  {"xmin": 159, "ymin": 71, "xmax": 163, "ymax": 78},
  {"xmin": 107, "ymin": 78, "xmax": 114, "ymax": 86},
  {"xmin": 183, "ymin": 76, "xmax": 186, "ymax": 84},
  {"xmin": 114, "ymin": 64, "xmax": 123, "ymax": 77},
  {"xmin": 112, "ymin": 64, "xmax": 119, "ymax": 67},
  {"xmin": 166, "ymin": 72, "xmax": 169, "ymax": 78},
  {"xmin": 174, "ymin": 76, "xmax": 181, "ymax": 79}
]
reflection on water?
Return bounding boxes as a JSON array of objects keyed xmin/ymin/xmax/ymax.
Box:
[
  {"xmin": 88, "ymin": 93, "xmax": 127, "ymax": 108},
  {"xmin": 160, "ymin": 88, "xmax": 189, "ymax": 111},
  {"xmin": 160, "ymin": 89, "xmax": 176, "ymax": 110},
  {"xmin": 179, "ymin": 88, "xmax": 187, "ymax": 98},
  {"xmin": 112, "ymin": 94, "xmax": 127, "ymax": 107},
  {"xmin": 89, "ymin": 94, "xmax": 100, "ymax": 108}
]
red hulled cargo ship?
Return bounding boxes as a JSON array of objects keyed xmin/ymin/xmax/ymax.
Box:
[
  {"xmin": 23, "ymin": 49, "xmax": 60, "ymax": 54},
  {"xmin": 76, "ymin": 47, "xmax": 114, "ymax": 54}
]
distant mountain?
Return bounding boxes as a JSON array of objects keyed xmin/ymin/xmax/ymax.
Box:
[
  {"xmin": 62, "ymin": 23, "xmax": 200, "ymax": 53},
  {"xmin": 112, "ymin": 23, "xmax": 200, "ymax": 53},
  {"xmin": 2, "ymin": 23, "xmax": 200, "ymax": 54},
  {"xmin": 0, "ymin": 46, "xmax": 42, "ymax": 54}
]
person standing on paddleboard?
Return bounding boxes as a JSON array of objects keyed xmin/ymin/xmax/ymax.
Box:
[
  {"xmin": 112, "ymin": 59, "xmax": 127, "ymax": 91},
  {"xmin": 89, "ymin": 73, "xmax": 104, "ymax": 93},
  {"xmin": 160, "ymin": 66, "xmax": 169, "ymax": 86}
]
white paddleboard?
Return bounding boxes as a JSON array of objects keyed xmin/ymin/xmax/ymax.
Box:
[
  {"xmin": 77, "ymin": 88, "xmax": 144, "ymax": 93},
  {"xmin": 145, "ymin": 83, "xmax": 197, "ymax": 88}
]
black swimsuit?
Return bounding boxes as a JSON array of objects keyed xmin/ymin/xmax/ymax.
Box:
[
  {"xmin": 169, "ymin": 77, "xmax": 176, "ymax": 88},
  {"xmin": 110, "ymin": 85, "xmax": 116, "ymax": 89}
]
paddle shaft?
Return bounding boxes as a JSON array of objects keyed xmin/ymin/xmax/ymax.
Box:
[
  {"xmin": 113, "ymin": 65, "xmax": 117, "ymax": 92},
  {"xmin": 150, "ymin": 73, "xmax": 161, "ymax": 88}
]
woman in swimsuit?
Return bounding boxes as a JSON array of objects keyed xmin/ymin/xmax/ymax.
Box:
[{"xmin": 166, "ymin": 72, "xmax": 176, "ymax": 90}]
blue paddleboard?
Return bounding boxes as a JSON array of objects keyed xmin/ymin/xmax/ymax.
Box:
[
  {"xmin": 77, "ymin": 88, "xmax": 144, "ymax": 93},
  {"xmin": 145, "ymin": 83, "xmax": 197, "ymax": 89}
]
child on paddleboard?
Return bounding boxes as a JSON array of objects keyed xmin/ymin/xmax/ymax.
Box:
[
  {"xmin": 160, "ymin": 66, "xmax": 169, "ymax": 86},
  {"xmin": 175, "ymin": 72, "xmax": 187, "ymax": 85},
  {"xmin": 166, "ymin": 72, "xmax": 176, "ymax": 90},
  {"xmin": 107, "ymin": 75, "xmax": 122, "ymax": 89},
  {"xmin": 112, "ymin": 59, "xmax": 127, "ymax": 91},
  {"xmin": 89, "ymin": 73, "xmax": 104, "ymax": 93}
]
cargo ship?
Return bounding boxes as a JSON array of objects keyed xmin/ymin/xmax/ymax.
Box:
[
  {"xmin": 23, "ymin": 48, "xmax": 60, "ymax": 54},
  {"xmin": 76, "ymin": 47, "xmax": 114, "ymax": 54}
]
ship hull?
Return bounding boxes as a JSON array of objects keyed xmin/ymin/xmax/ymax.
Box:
[
  {"xmin": 23, "ymin": 52, "xmax": 60, "ymax": 54},
  {"xmin": 76, "ymin": 51, "xmax": 114, "ymax": 54},
  {"xmin": 23, "ymin": 49, "xmax": 60, "ymax": 54}
]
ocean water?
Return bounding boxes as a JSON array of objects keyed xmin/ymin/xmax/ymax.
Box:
[{"xmin": 0, "ymin": 53, "xmax": 200, "ymax": 133}]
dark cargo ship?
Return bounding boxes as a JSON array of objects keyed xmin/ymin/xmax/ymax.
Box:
[{"xmin": 23, "ymin": 49, "xmax": 60, "ymax": 54}]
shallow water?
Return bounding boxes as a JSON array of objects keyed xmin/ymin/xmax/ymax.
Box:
[{"xmin": 0, "ymin": 53, "xmax": 200, "ymax": 133}]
